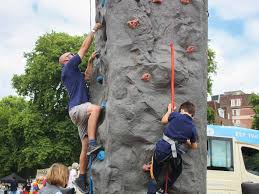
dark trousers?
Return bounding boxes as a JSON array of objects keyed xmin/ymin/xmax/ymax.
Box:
[{"xmin": 147, "ymin": 150, "xmax": 182, "ymax": 194}]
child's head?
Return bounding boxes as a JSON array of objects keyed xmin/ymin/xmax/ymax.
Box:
[
  {"xmin": 46, "ymin": 163, "xmax": 69, "ymax": 188},
  {"xmin": 179, "ymin": 101, "xmax": 195, "ymax": 117}
]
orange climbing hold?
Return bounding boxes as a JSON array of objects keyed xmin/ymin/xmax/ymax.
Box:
[
  {"xmin": 141, "ymin": 73, "xmax": 151, "ymax": 82},
  {"xmin": 127, "ymin": 19, "xmax": 140, "ymax": 29},
  {"xmin": 186, "ymin": 45, "xmax": 196, "ymax": 54},
  {"xmin": 152, "ymin": 0, "xmax": 163, "ymax": 4},
  {"xmin": 180, "ymin": 0, "xmax": 191, "ymax": 5}
]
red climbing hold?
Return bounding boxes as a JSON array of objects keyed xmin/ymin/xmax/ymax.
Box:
[
  {"xmin": 152, "ymin": 0, "xmax": 163, "ymax": 4},
  {"xmin": 127, "ymin": 19, "xmax": 140, "ymax": 29},
  {"xmin": 141, "ymin": 73, "xmax": 151, "ymax": 82},
  {"xmin": 186, "ymin": 46, "xmax": 196, "ymax": 54},
  {"xmin": 180, "ymin": 0, "xmax": 191, "ymax": 5},
  {"xmin": 142, "ymin": 163, "xmax": 151, "ymax": 172}
]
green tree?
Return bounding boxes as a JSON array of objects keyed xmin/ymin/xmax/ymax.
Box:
[
  {"xmin": 0, "ymin": 96, "xmax": 43, "ymax": 176},
  {"xmin": 249, "ymin": 94, "xmax": 259, "ymax": 130},
  {"xmin": 6, "ymin": 32, "xmax": 94, "ymax": 176},
  {"xmin": 208, "ymin": 47, "xmax": 217, "ymax": 95},
  {"xmin": 207, "ymin": 47, "xmax": 217, "ymax": 123},
  {"xmin": 207, "ymin": 107, "xmax": 216, "ymax": 124}
]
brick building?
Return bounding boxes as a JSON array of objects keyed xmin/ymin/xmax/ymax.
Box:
[{"xmin": 208, "ymin": 91, "xmax": 255, "ymax": 128}]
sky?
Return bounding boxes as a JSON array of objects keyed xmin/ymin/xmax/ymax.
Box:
[{"xmin": 0, "ymin": 0, "xmax": 259, "ymax": 99}]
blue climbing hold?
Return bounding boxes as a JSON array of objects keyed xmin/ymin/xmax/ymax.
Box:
[
  {"xmin": 97, "ymin": 150, "xmax": 106, "ymax": 161},
  {"xmin": 99, "ymin": 0, "xmax": 107, "ymax": 7},
  {"xmin": 101, "ymin": 100, "xmax": 107, "ymax": 109},
  {"xmin": 96, "ymin": 75, "xmax": 103, "ymax": 84}
]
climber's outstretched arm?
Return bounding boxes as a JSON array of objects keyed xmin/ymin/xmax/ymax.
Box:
[{"xmin": 78, "ymin": 23, "xmax": 102, "ymax": 59}]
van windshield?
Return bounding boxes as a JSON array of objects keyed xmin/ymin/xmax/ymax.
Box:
[{"xmin": 241, "ymin": 147, "xmax": 259, "ymax": 176}]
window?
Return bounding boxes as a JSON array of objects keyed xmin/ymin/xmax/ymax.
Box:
[
  {"xmin": 241, "ymin": 147, "xmax": 259, "ymax": 176},
  {"xmin": 207, "ymin": 137, "xmax": 234, "ymax": 171},
  {"xmin": 231, "ymin": 99, "xmax": 235, "ymax": 107},
  {"xmin": 231, "ymin": 99, "xmax": 241, "ymax": 107},
  {"xmin": 236, "ymin": 120, "xmax": 240, "ymax": 127},
  {"xmin": 237, "ymin": 99, "xmax": 241, "ymax": 106},
  {"xmin": 228, "ymin": 113, "xmax": 230, "ymax": 119},
  {"xmin": 232, "ymin": 109, "xmax": 240, "ymax": 116},
  {"xmin": 218, "ymin": 108, "xmax": 225, "ymax": 118}
]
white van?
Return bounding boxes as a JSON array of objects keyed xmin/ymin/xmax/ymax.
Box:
[{"xmin": 207, "ymin": 125, "xmax": 259, "ymax": 194}]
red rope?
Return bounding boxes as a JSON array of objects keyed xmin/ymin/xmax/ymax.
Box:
[
  {"xmin": 170, "ymin": 42, "xmax": 175, "ymax": 108},
  {"xmin": 164, "ymin": 170, "xmax": 169, "ymax": 194}
]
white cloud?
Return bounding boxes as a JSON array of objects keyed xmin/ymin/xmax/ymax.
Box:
[
  {"xmin": 210, "ymin": 28, "xmax": 259, "ymax": 95},
  {"xmin": 244, "ymin": 18, "xmax": 259, "ymax": 43},
  {"xmin": 0, "ymin": 0, "xmax": 96, "ymax": 99},
  {"xmin": 209, "ymin": 28, "xmax": 245, "ymax": 59},
  {"xmin": 209, "ymin": 1, "xmax": 259, "ymax": 20}
]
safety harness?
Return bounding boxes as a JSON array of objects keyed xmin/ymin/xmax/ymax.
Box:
[{"xmin": 162, "ymin": 134, "xmax": 177, "ymax": 158}]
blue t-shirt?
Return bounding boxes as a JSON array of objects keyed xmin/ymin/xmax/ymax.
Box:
[
  {"xmin": 61, "ymin": 54, "xmax": 89, "ymax": 110},
  {"xmin": 156, "ymin": 112, "xmax": 197, "ymax": 155}
]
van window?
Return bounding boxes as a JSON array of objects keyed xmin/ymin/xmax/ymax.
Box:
[
  {"xmin": 207, "ymin": 137, "xmax": 234, "ymax": 171},
  {"xmin": 241, "ymin": 147, "xmax": 259, "ymax": 176}
]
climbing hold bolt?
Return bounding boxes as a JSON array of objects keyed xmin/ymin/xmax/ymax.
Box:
[
  {"xmin": 186, "ymin": 46, "xmax": 196, "ymax": 54},
  {"xmin": 152, "ymin": 0, "xmax": 163, "ymax": 4},
  {"xmin": 127, "ymin": 19, "xmax": 140, "ymax": 29},
  {"xmin": 180, "ymin": 0, "xmax": 191, "ymax": 5},
  {"xmin": 141, "ymin": 73, "xmax": 152, "ymax": 82},
  {"xmin": 96, "ymin": 75, "xmax": 103, "ymax": 84}
]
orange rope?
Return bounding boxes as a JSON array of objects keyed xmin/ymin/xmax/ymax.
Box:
[{"xmin": 170, "ymin": 42, "xmax": 175, "ymax": 108}]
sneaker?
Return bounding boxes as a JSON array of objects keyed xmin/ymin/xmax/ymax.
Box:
[
  {"xmin": 156, "ymin": 188, "xmax": 164, "ymax": 194},
  {"xmin": 87, "ymin": 144, "xmax": 102, "ymax": 156},
  {"xmin": 72, "ymin": 178, "xmax": 89, "ymax": 194}
]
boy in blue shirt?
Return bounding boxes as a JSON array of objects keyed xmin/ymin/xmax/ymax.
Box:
[{"xmin": 146, "ymin": 101, "xmax": 198, "ymax": 194}]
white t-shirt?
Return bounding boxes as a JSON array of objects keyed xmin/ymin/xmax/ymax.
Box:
[{"xmin": 67, "ymin": 169, "xmax": 77, "ymax": 188}]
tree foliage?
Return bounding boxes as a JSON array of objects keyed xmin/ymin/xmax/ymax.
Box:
[
  {"xmin": 208, "ymin": 47, "xmax": 217, "ymax": 95},
  {"xmin": 207, "ymin": 47, "xmax": 217, "ymax": 123},
  {"xmin": 207, "ymin": 106, "xmax": 216, "ymax": 124},
  {"xmin": 0, "ymin": 32, "xmax": 94, "ymax": 177},
  {"xmin": 249, "ymin": 94, "xmax": 259, "ymax": 130}
]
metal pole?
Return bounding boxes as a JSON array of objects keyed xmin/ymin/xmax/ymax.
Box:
[{"xmin": 90, "ymin": 0, "xmax": 92, "ymax": 31}]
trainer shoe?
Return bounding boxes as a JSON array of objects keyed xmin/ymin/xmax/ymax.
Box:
[
  {"xmin": 87, "ymin": 144, "xmax": 102, "ymax": 156},
  {"xmin": 72, "ymin": 178, "xmax": 89, "ymax": 194}
]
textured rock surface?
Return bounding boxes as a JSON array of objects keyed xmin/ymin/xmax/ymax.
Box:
[{"xmin": 90, "ymin": 0, "xmax": 208, "ymax": 193}]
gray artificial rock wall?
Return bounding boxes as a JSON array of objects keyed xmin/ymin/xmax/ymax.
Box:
[{"xmin": 90, "ymin": 0, "xmax": 208, "ymax": 193}]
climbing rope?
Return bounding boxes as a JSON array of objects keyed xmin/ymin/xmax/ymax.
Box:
[
  {"xmin": 170, "ymin": 42, "xmax": 175, "ymax": 107},
  {"xmin": 89, "ymin": 155, "xmax": 94, "ymax": 194}
]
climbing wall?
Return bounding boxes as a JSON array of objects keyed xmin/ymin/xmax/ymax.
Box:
[{"xmin": 90, "ymin": 0, "xmax": 208, "ymax": 193}]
